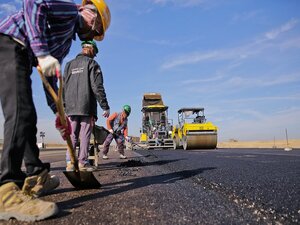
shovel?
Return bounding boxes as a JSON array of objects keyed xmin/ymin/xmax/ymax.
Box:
[
  {"xmin": 37, "ymin": 67, "xmax": 101, "ymax": 189},
  {"xmin": 126, "ymin": 138, "xmax": 158, "ymax": 158},
  {"xmin": 110, "ymin": 131, "xmax": 156, "ymax": 156}
]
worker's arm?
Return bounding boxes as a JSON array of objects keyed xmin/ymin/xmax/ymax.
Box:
[
  {"xmin": 89, "ymin": 61, "xmax": 110, "ymax": 111},
  {"xmin": 23, "ymin": 0, "xmax": 75, "ymax": 109},
  {"xmin": 106, "ymin": 113, "xmax": 118, "ymax": 131},
  {"xmin": 42, "ymin": 76, "xmax": 58, "ymax": 114},
  {"xmin": 23, "ymin": 0, "xmax": 78, "ymax": 58},
  {"xmin": 24, "ymin": 0, "xmax": 49, "ymax": 57},
  {"xmin": 123, "ymin": 126, "xmax": 128, "ymax": 137},
  {"xmin": 24, "ymin": 0, "xmax": 77, "ymax": 76}
]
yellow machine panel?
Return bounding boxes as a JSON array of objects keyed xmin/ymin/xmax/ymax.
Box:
[{"xmin": 140, "ymin": 133, "xmax": 148, "ymax": 142}]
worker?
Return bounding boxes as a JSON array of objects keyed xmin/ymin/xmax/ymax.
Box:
[
  {"xmin": 102, "ymin": 105, "xmax": 131, "ymax": 159},
  {"xmin": 63, "ymin": 40, "xmax": 110, "ymax": 172},
  {"xmin": 0, "ymin": 0, "xmax": 111, "ymax": 222},
  {"xmin": 152, "ymin": 127, "xmax": 160, "ymax": 146}
]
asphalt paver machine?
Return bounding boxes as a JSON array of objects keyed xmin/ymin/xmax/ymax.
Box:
[{"xmin": 140, "ymin": 93, "xmax": 174, "ymax": 149}]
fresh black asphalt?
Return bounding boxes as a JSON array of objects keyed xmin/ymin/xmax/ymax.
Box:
[{"xmin": 1, "ymin": 148, "xmax": 299, "ymax": 224}]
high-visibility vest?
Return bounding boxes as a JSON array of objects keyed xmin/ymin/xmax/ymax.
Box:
[{"xmin": 112, "ymin": 113, "xmax": 128, "ymax": 133}]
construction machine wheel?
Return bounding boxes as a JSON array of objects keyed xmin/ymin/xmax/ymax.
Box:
[
  {"xmin": 183, "ymin": 136, "xmax": 188, "ymax": 150},
  {"xmin": 183, "ymin": 133, "xmax": 217, "ymax": 150},
  {"xmin": 173, "ymin": 139, "xmax": 177, "ymax": 150},
  {"xmin": 173, "ymin": 134, "xmax": 180, "ymax": 150}
]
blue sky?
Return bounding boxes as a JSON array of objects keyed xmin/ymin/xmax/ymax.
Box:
[{"xmin": 0, "ymin": 0, "xmax": 300, "ymax": 143}]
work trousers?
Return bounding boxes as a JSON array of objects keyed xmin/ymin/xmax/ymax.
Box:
[
  {"xmin": 0, "ymin": 34, "xmax": 47, "ymax": 186},
  {"xmin": 67, "ymin": 115, "xmax": 93, "ymax": 165},
  {"xmin": 103, "ymin": 133, "xmax": 125, "ymax": 155}
]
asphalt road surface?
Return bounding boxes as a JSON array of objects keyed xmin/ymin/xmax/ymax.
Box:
[{"xmin": 0, "ymin": 148, "xmax": 299, "ymax": 225}]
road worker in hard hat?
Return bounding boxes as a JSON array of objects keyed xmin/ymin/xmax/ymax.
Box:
[
  {"xmin": 0, "ymin": 0, "xmax": 111, "ymax": 222},
  {"xmin": 103, "ymin": 105, "xmax": 132, "ymax": 160},
  {"xmin": 63, "ymin": 40, "xmax": 110, "ymax": 172}
]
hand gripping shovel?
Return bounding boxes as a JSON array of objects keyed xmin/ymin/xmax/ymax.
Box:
[{"xmin": 37, "ymin": 67, "xmax": 101, "ymax": 189}]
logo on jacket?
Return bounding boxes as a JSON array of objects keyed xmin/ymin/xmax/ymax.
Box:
[{"xmin": 71, "ymin": 67, "xmax": 84, "ymax": 75}]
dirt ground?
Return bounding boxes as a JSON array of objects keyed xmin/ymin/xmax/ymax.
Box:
[
  {"xmin": 217, "ymin": 139, "xmax": 300, "ymax": 149},
  {"xmin": 43, "ymin": 139, "xmax": 300, "ymax": 149},
  {"xmin": 1, "ymin": 139, "xmax": 300, "ymax": 150}
]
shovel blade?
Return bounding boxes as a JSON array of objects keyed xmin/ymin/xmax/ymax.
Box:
[{"xmin": 63, "ymin": 171, "xmax": 101, "ymax": 189}]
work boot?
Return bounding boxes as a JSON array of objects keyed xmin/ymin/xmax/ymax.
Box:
[
  {"xmin": 66, "ymin": 162, "xmax": 75, "ymax": 172},
  {"xmin": 22, "ymin": 169, "xmax": 60, "ymax": 197},
  {"xmin": 78, "ymin": 163, "xmax": 95, "ymax": 172},
  {"xmin": 119, "ymin": 154, "xmax": 127, "ymax": 159},
  {"xmin": 0, "ymin": 182, "xmax": 58, "ymax": 222},
  {"xmin": 102, "ymin": 155, "xmax": 109, "ymax": 160}
]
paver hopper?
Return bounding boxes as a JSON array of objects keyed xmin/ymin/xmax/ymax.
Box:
[
  {"xmin": 139, "ymin": 93, "xmax": 174, "ymax": 149},
  {"xmin": 172, "ymin": 108, "xmax": 218, "ymax": 150}
]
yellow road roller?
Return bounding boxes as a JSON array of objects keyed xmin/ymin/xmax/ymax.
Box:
[
  {"xmin": 140, "ymin": 93, "xmax": 174, "ymax": 149},
  {"xmin": 172, "ymin": 108, "xmax": 218, "ymax": 150}
]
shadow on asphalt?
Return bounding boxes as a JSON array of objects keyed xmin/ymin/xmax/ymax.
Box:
[
  {"xmin": 54, "ymin": 167, "xmax": 216, "ymax": 214},
  {"xmin": 50, "ymin": 158, "xmax": 185, "ymax": 172}
]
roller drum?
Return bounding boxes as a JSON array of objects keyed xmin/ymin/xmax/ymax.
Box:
[{"xmin": 183, "ymin": 133, "xmax": 217, "ymax": 150}]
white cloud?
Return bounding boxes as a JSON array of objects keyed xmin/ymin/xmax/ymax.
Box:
[
  {"xmin": 217, "ymin": 107, "xmax": 300, "ymax": 141},
  {"xmin": 222, "ymin": 95, "xmax": 300, "ymax": 104},
  {"xmin": 264, "ymin": 18, "xmax": 299, "ymax": 40},
  {"xmin": 182, "ymin": 75, "xmax": 224, "ymax": 84},
  {"xmin": 279, "ymin": 36, "xmax": 300, "ymax": 49},
  {"xmin": 162, "ymin": 51, "xmax": 224, "ymax": 69},
  {"xmin": 112, "ymin": 32, "xmax": 200, "ymax": 47},
  {"xmin": 161, "ymin": 46, "xmax": 260, "ymax": 69},
  {"xmin": 232, "ymin": 10, "xmax": 263, "ymax": 22},
  {"xmin": 257, "ymin": 73, "xmax": 300, "ymax": 86},
  {"xmin": 222, "ymin": 73, "xmax": 300, "ymax": 89},
  {"xmin": 161, "ymin": 19, "xmax": 299, "ymax": 70},
  {"xmin": 178, "ymin": 72, "xmax": 300, "ymax": 97}
]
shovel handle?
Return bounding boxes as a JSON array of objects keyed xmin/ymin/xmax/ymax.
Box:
[{"xmin": 37, "ymin": 66, "xmax": 78, "ymax": 170}]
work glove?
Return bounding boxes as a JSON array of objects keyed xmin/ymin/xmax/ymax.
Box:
[
  {"xmin": 37, "ymin": 55, "xmax": 60, "ymax": 77},
  {"xmin": 102, "ymin": 109, "xmax": 110, "ymax": 118},
  {"xmin": 55, "ymin": 115, "xmax": 71, "ymax": 140},
  {"xmin": 125, "ymin": 136, "xmax": 132, "ymax": 143}
]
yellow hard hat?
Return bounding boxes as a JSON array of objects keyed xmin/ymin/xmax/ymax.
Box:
[{"xmin": 82, "ymin": 0, "xmax": 111, "ymax": 41}]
